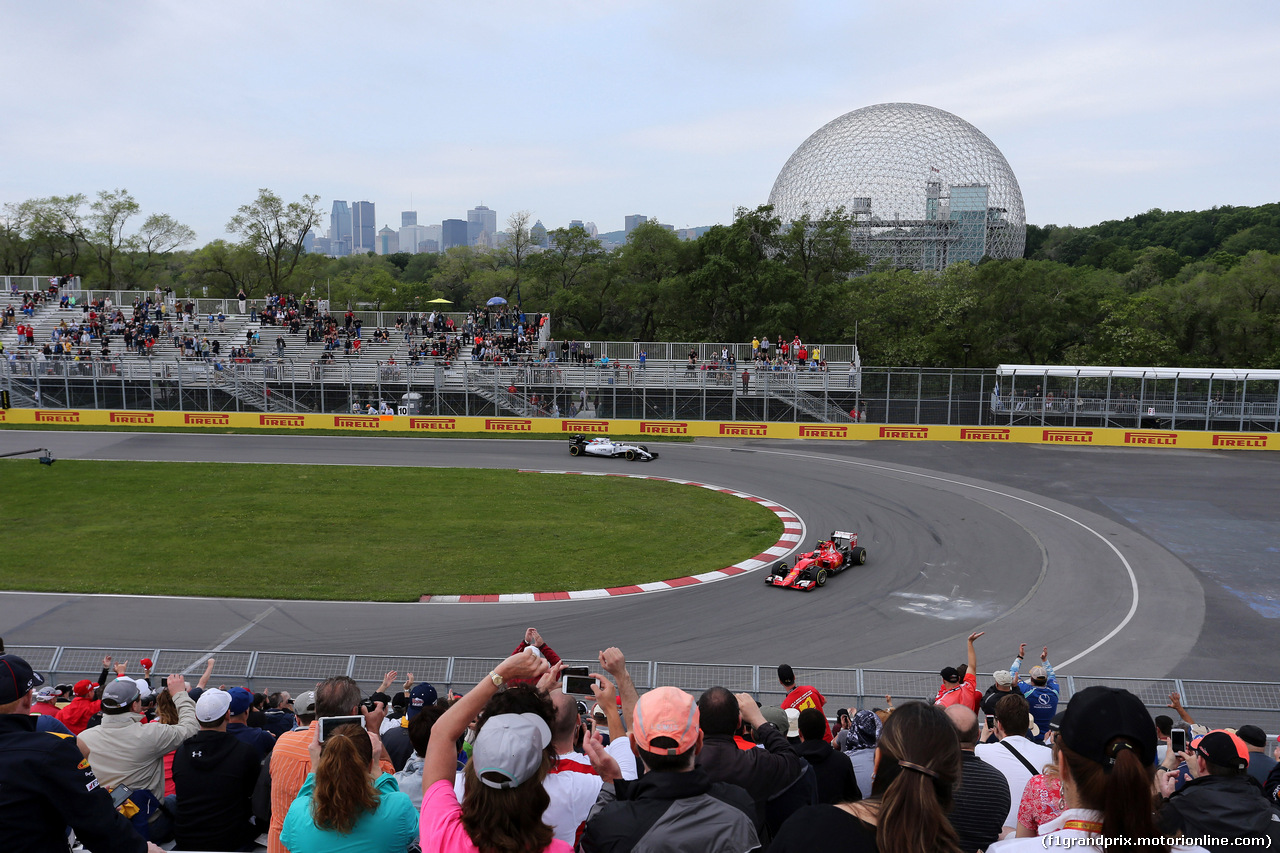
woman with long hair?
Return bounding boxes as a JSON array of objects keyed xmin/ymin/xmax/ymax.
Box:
[
  {"xmin": 990, "ymin": 686, "xmax": 1199, "ymax": 852},
  {"xmin": 281, "ymin": 723, "xmax": 417, "ymax": 852},
  {"xmin": 420, "ymin": 649, "xmax": 572, "ymax": 853},
  {"xmin": 1015, "ymin": 730, "xmax": 1064, "ymax": 836},
  {"xmin": 772, "ymin": 701, "xmax": 963, "ymax": 853}
]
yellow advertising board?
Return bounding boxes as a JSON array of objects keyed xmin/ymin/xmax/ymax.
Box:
[{"xmin": 0, "ymin": 408, "xmax": 1274, "ymax": 450}]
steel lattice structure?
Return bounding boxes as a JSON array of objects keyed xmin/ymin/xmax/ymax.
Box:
[{"xmin": 768, "ymin": 103, "xmax": 1026, "ymax": 270}]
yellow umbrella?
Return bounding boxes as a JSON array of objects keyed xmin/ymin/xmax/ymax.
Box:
[{"xmin": 427, "ymin": 298, "xmax": 453, "ymax": 304}]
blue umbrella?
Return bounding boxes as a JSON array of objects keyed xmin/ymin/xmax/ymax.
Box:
[{"xmin": 486, "ymin": 296, "xmax": 508, "ymax": 306}]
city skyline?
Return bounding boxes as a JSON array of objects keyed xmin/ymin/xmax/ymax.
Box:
[{"xmin": 2, "ymin": 2, "xmax": 1278, "ymax": 247}]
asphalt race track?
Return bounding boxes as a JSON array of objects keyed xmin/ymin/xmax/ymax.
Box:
[{"xmin": 2, "ymin": 430, "xmax": 1276, "ymax": 681}]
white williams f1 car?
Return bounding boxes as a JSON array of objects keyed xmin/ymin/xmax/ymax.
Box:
[{"xmin": 568, "ymin": 434, "xmax": 659, "ymax": 461}]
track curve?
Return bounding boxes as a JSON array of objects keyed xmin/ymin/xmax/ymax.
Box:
[{"xmin": 1, "ymin": 429, "xmax": 1259, "ymax": 679}]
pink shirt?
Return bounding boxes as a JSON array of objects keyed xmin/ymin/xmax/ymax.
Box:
[{"xmin": 420, "ymin": 780, "xmax": 572, "ymax": 853}]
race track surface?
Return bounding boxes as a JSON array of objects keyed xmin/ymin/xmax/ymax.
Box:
[{"xmin": 2, "ymin": 430, "xmax": 1275, "ymax": 680}]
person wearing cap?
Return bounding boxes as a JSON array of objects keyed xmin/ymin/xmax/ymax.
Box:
[
  {"xmin": 1236, "ymin": 723, "xmax": 1277, "ymax": 786},
  {"xmin": 777, "ymin": 663, "xmax": 832, "ymax": 743},
  {"xmin": 78, "ymin": 672, "xmax": 198, "ymax": 804},
  {"xmin": 0, "ymin": 653, "xmax": 164, "ymax": 853},
  {"xmin": 974, "ymin": 692, "xmax": 1052, "ymax": 836},
  {"xmin": 382, "ymin": 679, "xmax": 438, "ymax": 772},
  {"xmin": 171, "ymin": 688, "xmax": 262, "ymax": 852},
  {"xmin": 934, "ymin": 631, "xmax": 984, "ymax": 713},
  {"xmin": 982, "ymin": 668, "xmax": 1016, "ymax": 721},
  {"xmin": 989, "ymin": 687, "xmax": 1210, "ymax": 852},
  {"xmin": 1008, "ymin": 644, "xmax": 1059, "ymax": 744},
  {"xmin": 31, "ymin": 683, "xmax": 64, "ymax": 717},
  {"xmin": 694, "ymin": 686, "xmax": 803, "ymax": 837},
  {"xmin": 1156, "ymin": 728, "xmax": 1280, "ymax": 848},
  {"xmin": 420, "ymin": 647, "xmax": 572, "ymax": 852},
  {"xmin": 56, "ymin": 654, "xmax": 116, "ymax": 735},
  {"xmin": 262, "ymin": 691, "xmax": 296, "ymax": 738},
  {"xmin": 579, "ymin": 685, "xmax": 759, "ymax": 853},
  {"xmin": 225, "ymin": 686, "xmax": 276, "ymax": 760}
]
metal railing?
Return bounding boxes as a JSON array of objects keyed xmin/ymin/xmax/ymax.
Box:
[{"xmin": 11, "ymin": 644, "xmax": 1278, "ymax": 736}]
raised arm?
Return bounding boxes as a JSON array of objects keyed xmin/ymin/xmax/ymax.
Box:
[
  {"xmin": 967, "ymin": 631, "xmax": 984, "ymax": 676},
  {"xmin": 599, "ymin": 647, "xmax": 639, "ymax": 731}
]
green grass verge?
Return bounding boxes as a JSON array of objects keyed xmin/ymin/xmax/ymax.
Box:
[{"xmin": 0, "ymin": 460, "xmax": 779, "ymax": 600}]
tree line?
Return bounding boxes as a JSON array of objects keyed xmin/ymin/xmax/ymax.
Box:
[{"xmin": 3, "ymin": 189, "xmax": 1278, "ymax": 368}]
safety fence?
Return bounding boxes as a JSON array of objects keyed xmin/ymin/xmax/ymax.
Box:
[{"xmin": 11, "ymin": 644, "xmax": 1278, "ymax": 737}]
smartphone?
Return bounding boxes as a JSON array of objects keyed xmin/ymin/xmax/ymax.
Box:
[
  {"xmin": 562, "ymin": 674, "xmax": 599, "ymax": 695},
  {"xmin": 318, "ymin": 715, "xmax": 366, "ymax": 742},
  {"xmin": 160, "ymin": 677, "xmax": 168, "ymax": 690},
  {"xmin": 985, "ymin": 714, "xmax": 996, "ymax": 731},
  {"xmin": 562, "ymin": 666, "xmax": 590, "ymax": 677},
  {"xmin": 1170, "ymin": 729, "xmax": 1185, "ymax": 753}
]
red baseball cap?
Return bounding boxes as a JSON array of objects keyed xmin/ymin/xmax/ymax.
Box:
[{"xmin": 73, "ymin": 679, "xmax": 96, "ymax": 697}]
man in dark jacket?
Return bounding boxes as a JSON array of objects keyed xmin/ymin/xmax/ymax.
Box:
[
  {"xmin": 580, "ymin": 686, "xmax": 758, "ymax": 853},
  {"xmin": 171, "ymin": 688, "xmax": 261, "ymax": 852},
  {"xmin": 794, "ymin": 708, "xmax": 860, "ymax": 804},
  {"xmin": 695, "ymin": 686, "xmax": 803, "ymax": 834},
  {"xmin": 1159, "ymin": 729, "xmax": 1280, "ymax": 852},
  {"xmin": 0, "ymin": 653, "xmax": 155, "ymax": 853}
]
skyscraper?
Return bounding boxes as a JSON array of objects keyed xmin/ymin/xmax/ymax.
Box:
[
  {"xmin": 351, "ymin": 201, "xmax": 376, "ymax": 253},
  {"xmin": 377, "ymin": 226, "xmax": 399, "ymax": 255},
  {"xmin": 442, "ymin": 219, "xmax": 468, "ymax": 251},
  {"xmin": 624, "ymin": 214, "xmax": 648, "ymax": 235},
  {"xmin": 467, "ymin": 204, "xmax": 497, "ymax": 248},
  {"xmin": 330, "ymin": 201, "xmax": 352, "ymax": 257},
  {"xmin": 402, "ymin": 210, "xmax": 417, "ymax": 227}
]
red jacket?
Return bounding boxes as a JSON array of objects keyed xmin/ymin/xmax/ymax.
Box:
[
  {"xmin": 933, "ymin": 672, "xmax": 980, "ymax": 713},
  {"xmin": 56, "ymin": 697, "xmax": 101, "ymax": 735},
  {"xmin": 508, "ymin": 641, "xmax": 562, "ymax": 686}
]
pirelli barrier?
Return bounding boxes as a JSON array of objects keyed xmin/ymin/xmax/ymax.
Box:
[{"xmin": 0, "ymin": 407, "xmax": 1276, "ymax": 450}]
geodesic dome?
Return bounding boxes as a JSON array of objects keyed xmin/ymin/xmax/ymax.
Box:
[{"xmin": 768, "ymin": 103, "xmax": 1025, "ymax": 270}]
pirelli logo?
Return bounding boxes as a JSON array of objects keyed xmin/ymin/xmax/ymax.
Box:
[
  {"xmin": 799, "ymin": 425, "xmax": 847, "ymax": 438},
  {"xmin": 409, "ymin": 417, "xmax": 456, "ymax": 431},
  {"xmin": 185, "ymin": 413, "xmax": 230, "ymax": 426},
  {"xmin": 720, "ymin": 423, "xmax": 767, "ymax": 437},
  {"xmin": 109, "ymin": 411, "xmax": 154, "ymax": 424},
  {"xmin": 35, "ymin": 410, "xmax": 80, "ymax": 423},
  {"xmin": 0, "ymin": 410, "xmax": 6, "ymax": 422},
  {"xmin": 260, "ymin": 415, "xmax": 305, "ymax": 427},
  {"xmin": 960, "ymin": 428, "xmax": 1011, "ymax": 441},
  {"xmin": 1212, "ymin": 434, "xmax": 1268, "ymax": 448},
  {"xmin": 1043, "ymin": 429, "xmax": 1094, "ymax": 443},
  {"xmin": 563, "ymin": 420, "xmax": 609, "ymax": 433},
  {"xmin": 879, "ymin": 426, "xmax": 928, "ymax": 439},
  {"xmin": 486, "ymin": 418, "xmax": 532, "ymax": 432},
  {"xmin": 334, "ymin": 416, "xmax": 380, "ymax": 429},
  {"xmin": 640, "ymin": 421, "xmax": 688, "ymax": 435},
  {"xmin": 1124, "ymin": 431, "xmax": 1177, "ymax": 446}
]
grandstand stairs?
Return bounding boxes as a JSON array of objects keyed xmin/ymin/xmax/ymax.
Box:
[{"xmin": 761, "ymin": 385, "xmax": 856, "ymax": 423}]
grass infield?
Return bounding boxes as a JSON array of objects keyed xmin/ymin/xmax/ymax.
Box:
[{"xmin": 0, "ymin": 460, "xmax": 781, "ymax": 600}]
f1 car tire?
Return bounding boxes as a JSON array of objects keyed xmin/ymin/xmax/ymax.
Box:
[
  {"xmin": 816, "ymin": 568, "xmax": 828, "ymax": 587},
  {"xmin": 640, "ymin": 445, "xmax": 650, "ymax": 452},
  {"xmin": 625, "ymin": 449, "xmax": 636, "ymax": 461},
  {"xmin": 569, "ymin": 444, "xmax": 581, "ymax": 456},
  {"xmin": 851, "ymin": 546, "xmax": 867, "ymax": 565}
]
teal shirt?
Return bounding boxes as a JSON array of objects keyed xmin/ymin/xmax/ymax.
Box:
[{"xmin": 281, "ymin": 771, "xmax": 418, "ymax": 853}]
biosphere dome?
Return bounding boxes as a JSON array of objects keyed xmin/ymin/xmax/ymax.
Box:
[{"xmin": 768, "ymin": 103, "xmax": 1025, "ymax": 270}]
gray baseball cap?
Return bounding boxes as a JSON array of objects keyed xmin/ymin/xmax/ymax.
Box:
[
  {"xmin": 101, "ymin": 679, "xmax": 141, "ymax": 713},
  {"xmin": 471, "ymin": 713, "xmax": 551, "ymax": 789}
]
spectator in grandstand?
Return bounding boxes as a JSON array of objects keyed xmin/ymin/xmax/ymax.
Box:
[
  {"xmin": 974, "ymin": 693, "xmax": 1052, "ymax": 835},
  {"xmin": 543, "ymin": 662, "xmax": 637, "ymax": 846},
  {"xmin": 1236, "ymin": 724, "xmax": 1277, "ymax": 786},
  {"xmin": 225, "ymin": 687, "xmax": 275, "ymax": 759},
  {"xmin": 31, "ymin": 683, "xmax": 64, "ymax": 717},
  {"xmin": 944, "ymin": 705, "xmax": 1011, "ymax": 853},
  {"xmin": 1157, "ymin": 728, "xmax": 1280, "ymax": 848},
  {"xmin": 770, "ymin": 701, "xmax": 963, "ymax": 853},
  {"xmin": 56, "ymin": 654, "xmax": 115, "ymax": 735},
  {"xmin": 833, "ymin": 708, "xmax": 880, "ymax": 798},
  {"xmin": 696, "ymin": 686, "xmax": 803, "ymax": 835},
  {"xmin": 0, "ymin": 653, "xmax": 163, "ymax": 853},
  {"xmin": 267, "ymin": 676, "xmax": 388, "ymax": 853},
  {"xmin": 795, "ymin": 707, "xmax": 860, "ymax": 804},
  {"xmin": 262, "ymin": 691, "xmax": 296, "ymax": 737},
  {"xmin": 935, "ymin": 631, "xmax": 984, "ymax": 712},
  {"xmin": 1014, "ymin": 732, "xmax": 1064, "ymax": 837},
  {"xmin": 579, "ymin": 685, "xmax": 758, "ymax": 853},
  {"xmin": 777, "ymin": 663, "xmax": 832, "ymax": 742},
  {"xmin": 280, "ymin": 722, "xmax": 417, "ymax": 853},
  {"xmin": 510, "ymin": 626, "xmax": 562, "ymax": 685},
  {"xmin": 171, "ymin": 688, "xmax": 261, "ymax": 852},
  {"xmin": 393, "ymin": 705, "xmax": 446, "ymax": 810},
  {"xmin": 1009, "ymin": 643, "xmax": 1059, "ymax": 744},
  {"xmin": 981, "ymin": 668, "xmax": 1016, "ymax": 720},
  {"xmin": 383, "ymin": 679, "xmax": 437, "ymax": 771},
  {"xmin": 988, "ymin": 686, "xmax": 1198, "ymax": 852},
  {"xmin": 419, "ymin": 649, "xmax": 571, "ymax": 852}
]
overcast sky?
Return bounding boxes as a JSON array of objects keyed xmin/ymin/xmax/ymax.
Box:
[{"xmin": 3, "ymin": 1, "xmax": 1278, "ymax": 245}]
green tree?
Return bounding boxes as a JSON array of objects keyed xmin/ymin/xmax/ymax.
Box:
[{"xmin": 226, "ymin": 188, "xmax": 321, "ymax": 295}]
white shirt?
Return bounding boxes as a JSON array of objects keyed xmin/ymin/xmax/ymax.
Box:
[
  {"xmin": 989, "ymin": 808, "xmax": 1209, "ymax": 853},
  {"xmin": 974, "ymin": 735, "xmax": 1053, "ymax": 828},
  {"xmin": 543, "ymin": 739, "xmax": 637, "ymax": 846}
]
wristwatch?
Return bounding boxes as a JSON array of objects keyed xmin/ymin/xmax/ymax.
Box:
[{"xmin": 488, "ymin": 671, "xmax": 504, "ymax": 687}]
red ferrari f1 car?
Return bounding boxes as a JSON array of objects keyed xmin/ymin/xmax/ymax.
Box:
[{"xmin": 765, "ymin": 531, "xmax": 867, "ymax": 591}]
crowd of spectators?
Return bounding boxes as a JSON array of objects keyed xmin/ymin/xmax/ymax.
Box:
[{"xmin": 3, "ymin": 627, "xmax": 1279, "ymax": 853}]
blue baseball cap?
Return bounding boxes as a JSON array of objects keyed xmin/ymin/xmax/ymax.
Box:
[
  {"xmin": 0, "ymin": 654, "xmax": 45, "ymax": 705},
  {"xmin": 227, "ymin": 687, "xmax": 253, "ymax": 715}
]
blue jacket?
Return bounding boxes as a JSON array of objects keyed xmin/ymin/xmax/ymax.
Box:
[
  {"xmin": 281, "ymin": 771, "xmax": 417, "ymax": 853},
  {"xmin": 1010, "ymin": 657, "xmax": 1059, "ymax": 742}
]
